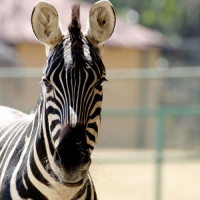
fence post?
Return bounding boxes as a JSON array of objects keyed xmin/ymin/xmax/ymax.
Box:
[{"xmin": 155, "ymin": 108, "xmax": 165, "ymax": 200}]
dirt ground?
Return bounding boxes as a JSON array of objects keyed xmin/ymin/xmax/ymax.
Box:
[{"xmin": 91, "ymin": 149, "xmax": 200, "ymax": 200}]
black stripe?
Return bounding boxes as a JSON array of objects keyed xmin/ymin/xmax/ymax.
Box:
[
  {"xmin": 87, "ymin": 144, "xmax": 94, "ymax": 150},
  {"xmin": 71, "ymin": 180, "xmax": 89, "ymax": 200},
  {"xmin": 53, "ymin": 129, "xmax": 60, "ymax": 141},
  {"xmin": 44, "ymin": 114, "xmax": 55, "ymax": 156},
  {"xmin": 85, "ymin": 182, "xmax": 91, "ymax": 200},
  {"xmin": 50, "ymin": 119, "xmax": 60, "ymax": 132},
  {"xmin": 23, "ymin": 167, "xmax": 48, "ymax": 200},
  {"xmin": 86, "ymin": 131, "xmax": 96, "ymax": 143},
  {"xmin": 89, "ymin": 107, "xmax": 102, "ymax": 120},
  {"xmin": 46, "ymin": 106, "xmax": 61, "ymax": 117},
  {"xmin": 16, "ymin": 176, "xmax": 29, "ymax": 199},
  {"xmin": 87, "ymin": 122, "xmax": 98, "ymax": 133},
  {"xmin": 29, "ymin": 150, "xmax": 49, "ymax": 187}
]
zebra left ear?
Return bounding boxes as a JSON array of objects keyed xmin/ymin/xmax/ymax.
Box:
[
  {"xmin": 86, "ymin": 0, "xmax": 116, "ymax": 57},
  {"xmin": 31, "ymin": 2, "xmax": 63, "ymax": 56}
]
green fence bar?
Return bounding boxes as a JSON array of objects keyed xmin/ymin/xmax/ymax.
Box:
[
  {"xmin": 102, "ymin": 105, "xmax": 200, "ymax": 118},
  {"xmin": 155, "ymin": 109, "xmax": 165, "ymax": 200}
]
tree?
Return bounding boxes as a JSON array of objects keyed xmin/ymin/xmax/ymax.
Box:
[{"xmin": 82, "ymin": 0, "xmax": 200, "ymax": 38}]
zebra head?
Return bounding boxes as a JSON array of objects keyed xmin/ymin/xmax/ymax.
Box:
[{"xmin": 31, "ymin": 1, "xmax": 115, "ymax": 185}]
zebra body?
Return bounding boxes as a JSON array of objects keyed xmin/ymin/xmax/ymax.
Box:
[
  {"xmin": 0, "ymin": 1, "xmax": 115, "ymax": 200},
  {"xmin": 0, "ymin": 107, "xmax": 96, "ymax": 200}
]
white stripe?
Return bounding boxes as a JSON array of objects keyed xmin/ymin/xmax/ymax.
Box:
[
  {"xmin": 27, "ymin": 152, "xmax": 56, "ymax": 199},
  {"xmin": 0, "ymin": 120, "xmax": 29, "ymax": 167},
  {"xmin": 0, "ymin": 121, "xmax": 30, "ymax": 186},
  {"xmin": 83, "ymin": 42, "xmax": 92, "ymax": 63},
  {"xmin": 0, "ymin": 117, "xmax": 28, "ymax": 143},
  {"xmin": 58, "ymin": 67, "xmax": 67, "ymax": 122},
  {"xmin": 63, "ymin": 34, "xmax": 72, "ymax": 68},
  {"xmin": 65, "ymin": 70, "xmax": 71, "ymax": 124},
  {"xmin": 52, "ymin": 124, "xmax": 61, "ymax": 138},
  {"xmin": 69, "ymin": 106, "xmax": 78, "ymax": 126},
  {"xmin": 49, "ymin": 65, "xmax": 65, "ymax": 114},
  {"xmin": 10, "ymin": 121, "xmax": 35, "ymax": 199},
  {"xmin": 75, "ymin": 71, "xmax": 81, "ymax": 122},
  {"xmin": 48, "ymin": 113, "xmax": 60, "ymax": 121},
  {"xmin": 42, "ymin": 108, "xmax": 58, "ymax": 176},
  {"xmin": 88, "ymin": 101, "xmax": 102, "ymax": 118}
]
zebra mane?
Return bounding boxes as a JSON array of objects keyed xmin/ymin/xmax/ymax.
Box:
[
  {"xmin": 68, "ymin": 4, "xmax": 86, "ymax": 69},
  {"xmin": 68, "ymin": 4, "xmax": 81, "ymax": 37}
]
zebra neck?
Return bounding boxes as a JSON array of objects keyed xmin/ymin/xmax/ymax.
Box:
[
  {"xmin": 15, "ymin": 108, "xmax": 93, "ymax": 199},
  {"xmin": 31, "ymin": 103, "xmax": 59, "ymax": 181}
]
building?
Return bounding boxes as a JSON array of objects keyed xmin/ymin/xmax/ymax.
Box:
[
  {"xmin": 0, "ymin": 0, "xmax": 164, "ymax": 69},
  {"xmin": 0, "ymin": 0, "xmax": 165, "ymax": 148}
]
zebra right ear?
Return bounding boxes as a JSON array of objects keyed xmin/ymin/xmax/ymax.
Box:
[
  {"xmin": 31, "ymin": 2, "xmax": 63, "ymax": 56},
  {"xmin": 86, "ymin": 0, "xmax": 116, "ymax": 57}
]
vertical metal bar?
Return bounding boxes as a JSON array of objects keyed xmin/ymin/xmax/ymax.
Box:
[
  {"xmin": 155, "ymin": 109, "xmax": 165, "ymax": 200},
  {"xmin": 137, "ymin": 78, "xmax": 148, "ymax": 148}
]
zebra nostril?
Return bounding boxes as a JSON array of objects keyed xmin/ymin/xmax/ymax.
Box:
[{"xmin": 82, "ymin": 151, "xmax": 90, "ymax": 164}]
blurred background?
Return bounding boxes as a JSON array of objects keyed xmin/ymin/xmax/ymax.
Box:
[{"xmin": 0, "ymin": 0, "xmax": 200, "ymax": 199}]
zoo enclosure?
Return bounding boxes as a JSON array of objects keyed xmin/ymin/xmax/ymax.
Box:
[
  {"xmin": 104, "ymin": 68, "xmax": 200, "ymax": 200},
  {"xmin": 0, "ymin": 67, "xmax": 200, "ymax": 200}
]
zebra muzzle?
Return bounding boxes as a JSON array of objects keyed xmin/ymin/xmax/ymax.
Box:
[{"xmin": 53, "ymin": 124, "xmax": 91, "ymax": 183}]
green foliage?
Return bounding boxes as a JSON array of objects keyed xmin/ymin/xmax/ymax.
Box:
[
  {"xmin": 138, "ymin": 0, "xmax": 200, "ymax": 37},
  {"xmin": 82, "ymin": 0, "xmax": 200, "ymax": 37},
  {"xmin": 137, "ymin": 0, "xmax": 182, "ymax": 35}
]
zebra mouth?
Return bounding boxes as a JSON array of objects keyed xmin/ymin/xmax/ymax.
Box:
[
  {"xmin": 54, "ymin": 151, "xmax": 89, "ymax": 185},
  {"xmin": 63, "ymin": 178, "xmax": 85, "ymax": 187}
]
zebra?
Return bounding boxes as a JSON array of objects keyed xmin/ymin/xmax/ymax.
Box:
[{"xmin": 0, "ymin": 1, "xmax": 116, "ymax": 199}]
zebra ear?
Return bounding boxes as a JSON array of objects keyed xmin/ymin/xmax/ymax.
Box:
[
  {"xmin": 86, "ymin": 0, "xmax": 116, "ymax": 57},
  {"xmin": 31, "ymin": 2, "xmax": 63, "ymax": 56}
]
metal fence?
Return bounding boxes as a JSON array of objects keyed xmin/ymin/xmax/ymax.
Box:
[
  {"xmin": 103, "ymin": 105, "xmax": 200, "ymax": 200},
  {"xmin": 0, "ymin": 67, "xmax": 200, "ymax": 200},
  {"xmin": 104, "ymin": 68, "xmax": 200, "ymax": 200}
]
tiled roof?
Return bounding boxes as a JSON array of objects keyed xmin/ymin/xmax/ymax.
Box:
[{"xmin": 0, "ymin": 0, "xmax": 164, "ymax": 49}]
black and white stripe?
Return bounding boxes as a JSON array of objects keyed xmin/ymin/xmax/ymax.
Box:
[{"xmin": 0, "ymin": 4, "xmax": 107, "ymax": 200}]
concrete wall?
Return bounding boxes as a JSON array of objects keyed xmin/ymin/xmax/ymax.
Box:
[
  {"xmin": 16, "ymin": 43, "xmax": 46, "ymax": 68},
  {"xmin": 16, "ymin": 43, "xmax": 161, "ymax": 69},
  {"xmin": 103, "ymin": 47, "xmax": 160, "ymax": 69}
]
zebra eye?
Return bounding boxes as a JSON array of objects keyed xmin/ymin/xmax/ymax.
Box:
[
  {"xmin": 96, "ymin": 77, "xmax": 107, "ymax": 86},
  {"xmin": 43, "ymin": 79, "xmax": 53, "ymax": 90}
]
